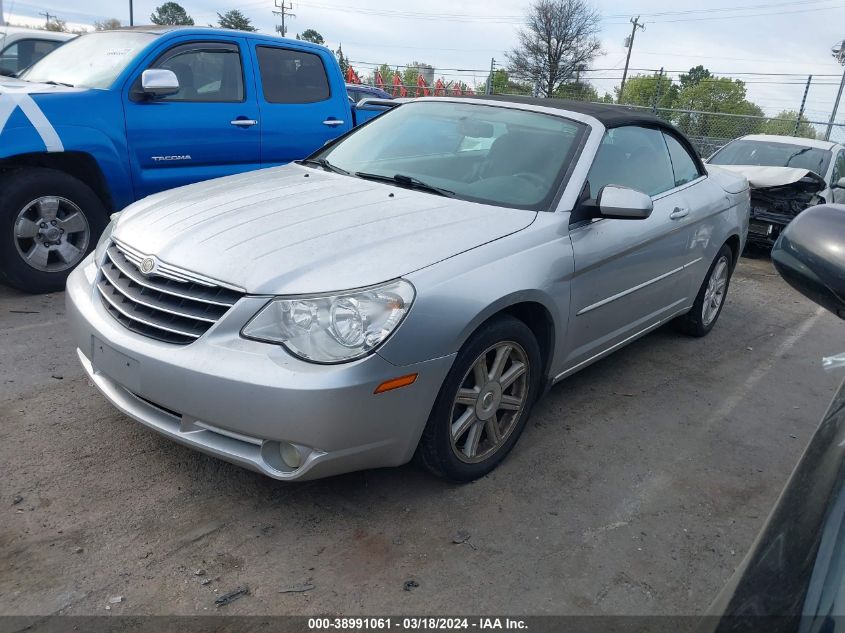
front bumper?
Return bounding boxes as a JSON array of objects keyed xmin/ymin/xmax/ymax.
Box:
[{"xmin": 66, "ymin": 256, "xmax": 455, "ymax": 481}]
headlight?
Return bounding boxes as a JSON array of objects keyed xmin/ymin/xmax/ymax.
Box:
[
  {"xmin": 94, "ymin": 212, "xmax": 123, "ymax": 265},
  {"xmin": 241, "ymin": 279, "xmax": 415, "ymax": 363}
]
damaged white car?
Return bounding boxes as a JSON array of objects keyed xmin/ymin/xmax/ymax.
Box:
[{"xmin": 707, "ymin": 134, "xmax": 845, "ymax": 248}]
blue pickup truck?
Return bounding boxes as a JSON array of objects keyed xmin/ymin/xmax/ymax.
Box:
[{"xmin": 0, "ymin": 26, "xmax": 385, "ymax": 292}]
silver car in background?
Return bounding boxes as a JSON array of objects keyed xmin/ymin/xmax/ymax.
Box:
[{"xmin": 65, "ymin": 97, "xmax": 750, "ymax": 482}]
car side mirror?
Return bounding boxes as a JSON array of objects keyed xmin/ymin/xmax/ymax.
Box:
[
  {"xmin": 141, "ymin": 69, "xmax": 179, "ymax": 98},
  {"xmin": 772, "ymin": 204, "xmax": 845, "ymax": 319},
  {"xmin": 596, "ymin": 185, "xmax": 653, "ymax": 220},
  {"xmin": 835, "ymin": 177, "xmax": 845, "ymax": 189}
]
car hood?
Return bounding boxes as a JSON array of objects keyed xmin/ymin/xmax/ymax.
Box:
[
  {"xmin": 114, "ymin": 164, "xmax": 537, "ymax": 294},
  {"xmin": 712, "ymin": 165, "xmax": 827, "ymax": 191}
]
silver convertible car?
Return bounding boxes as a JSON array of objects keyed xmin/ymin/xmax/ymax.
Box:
[{"xmin": 66, "ymin": 97, "xmax": 750, "ymax": 482}]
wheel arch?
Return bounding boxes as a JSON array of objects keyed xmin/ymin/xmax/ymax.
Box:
[
  {"xmin": 0, "ymin": 152, "xmax": 114, "ymax": 215},
  {"xmin": 724, "ymin": 233, "xmax": 741, "ymax": 268}
]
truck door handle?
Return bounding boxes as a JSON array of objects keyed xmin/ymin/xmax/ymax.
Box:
[
  {"xmin": 322, "ymin": 119, "xmax": 345, "ymax": 127},
  {"xmin": 670, "ymin": 207, "xmax": 689, "ymax": 220},
  {"xmin": 230, "ymin": 119, "xmax": 258, "ymax": 127}
]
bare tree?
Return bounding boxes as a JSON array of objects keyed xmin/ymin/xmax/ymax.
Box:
[
  {"xmin": 94, "ymin": 18, "xmax": 122, "ymax": 30},
  {"xmin": 506, "ymin": 0, "xmax": 602, "ymax": 98}
]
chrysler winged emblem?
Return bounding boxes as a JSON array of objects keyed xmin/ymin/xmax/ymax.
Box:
[{"xmin": 140, "ymin": 256, "xmax": 156, "ymax": 275}]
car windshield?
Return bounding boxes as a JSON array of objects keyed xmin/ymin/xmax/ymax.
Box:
[
  {"xmin": 315, "ymin": 101, "xmax": 586, "ymax": 209},
  {"xmin": 19, "ymin": 31, "xmax": 155, "ymax": 89},
  {"xmin": 709, "ymin": 139, "xmax": 832, "ymax": 177}
]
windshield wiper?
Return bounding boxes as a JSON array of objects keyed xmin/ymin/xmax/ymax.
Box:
[
  {"xmin": 354, "ymin": 172, "xmax": 455, "ymax": 198},
  {"xmin": 43, "ymin": 80, "xmax": 75, "ymax": 88},
  {"xmin": 784, "ymin": 147, "xmax": 811, "ymax": 166},
  {"xmin": 297, "ymin": 157, "xmax": 349, "ymax": 176}
]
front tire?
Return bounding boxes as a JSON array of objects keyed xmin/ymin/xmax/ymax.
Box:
[
  {"xmin": 416, "ymin": 315, "xmax": 542, "ymax": 482},
  {"xmin": 674, "ymin": 244, "xmax": 734, "ymax": 337},
  {"xmin": 0, "ymin": 168, "xmax": 107, "ymax": 293}
]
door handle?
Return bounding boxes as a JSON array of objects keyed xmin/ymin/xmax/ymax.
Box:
[
  {"xmin": 322, "ymin": 119, "xmax": 345, "ymax": 127},
  {"xmin": 230, "ymin": 119, "xmax": 258, "ymax": 127},
  {"xmin": 670, "ymin": 207, "xmax": 689, "ymax": 220}
]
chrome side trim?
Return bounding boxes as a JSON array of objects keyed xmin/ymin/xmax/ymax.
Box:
[
  {"xmin": 576, "ymin": 257, "xmax": 703, "ymax": 316},
  {"xmin": 554, "ymin": 303, "xmax": 691, "ymax": 382}
]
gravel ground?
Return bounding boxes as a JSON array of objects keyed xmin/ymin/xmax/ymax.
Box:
[{"xmin": 1, "ymin": 254, "xmax": 842, "ymax": 616}]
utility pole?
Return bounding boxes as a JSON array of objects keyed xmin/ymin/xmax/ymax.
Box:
[
  {"xmin": 794, "ymin": 75, "xmax": 812, "ymax": 137},
  {"xmin": 273, "ymin": 0, "xmax": 295, "ymax": 38},
  {"xmin": 826, "ymin": 40, "xmax": 845, "ymax": 141},
  {"xmin": 652, "ymin": 67, "xmax": 664, "ymax": 113},
  {"xmin": 618, "ymin": 16, "xmax": 645, "ymax": 104},
  {"xmin": 39, "ymin": 10, "xmax": 56, "ymax": 26},
  {"xmin": 486, "ymin": 58, "xmax": 495, "ymax": 95},
  {"xmin": 129, "ymin": 0, "xmax": 134, "ymax": 26}
]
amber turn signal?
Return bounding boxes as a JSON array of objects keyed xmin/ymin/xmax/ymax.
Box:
[{"xmin": 374, "ymin": 373, "xmax": 418, "ymax": 394}]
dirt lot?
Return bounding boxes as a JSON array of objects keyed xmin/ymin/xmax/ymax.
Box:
[{"xmin": 1, "ymin": 254, "xmax": 843, "ymax": 616}]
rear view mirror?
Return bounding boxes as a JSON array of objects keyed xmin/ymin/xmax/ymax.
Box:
[
  {"xmin": 141, "ymin": 69, "xmax": 179, "ymax": 98},
  {"xmin": 772, "ymin": 204, "xmax": 845, "ymax": 319},
  {"xmin": 597, "ymin": 185, "xmax": 653, "ymax": 220}
]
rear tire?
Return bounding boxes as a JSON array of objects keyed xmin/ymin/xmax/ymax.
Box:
[
  {"xmin": 673, "ymin": 244, "xmax": 734, "ymax": 337},
  {"xmin": 0, "ymin": 168, "xmax": 107, "ymax": 293},
  {"xmin": 416, "ymin": 315, "xmax": 542, "ymax": 482}
]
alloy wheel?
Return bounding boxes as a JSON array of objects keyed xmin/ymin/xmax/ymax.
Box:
[
  {"xmin": 13, "ymin": 196, "xmax": 90, "ymax": 273},
  {"xmin": 702, "ymin": 255, "xmax": 730, "ymax": 327},
  {"xmin": 449, "ymin": 341, "xmax": 530, "ymax": 464}
]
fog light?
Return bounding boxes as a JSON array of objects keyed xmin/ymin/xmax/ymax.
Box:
[{"xmin": 279, "ymin": 442, "xmax": 303, "ymax": 469}]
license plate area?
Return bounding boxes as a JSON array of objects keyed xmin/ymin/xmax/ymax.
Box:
[
  {"xmin": 749, "ymin": 220, "xmax": 773, "ymax": 236},
  {"xmin": 92, "ymin": 336, "xmax": 140, "ymax": 392}
]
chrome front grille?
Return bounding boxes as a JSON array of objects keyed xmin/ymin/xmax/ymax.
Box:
[{"xmin": 97, "ymin": 242, "xmax": 243, "ymax": 345}]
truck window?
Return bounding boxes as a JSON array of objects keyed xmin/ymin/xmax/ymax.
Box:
[
  {"xmin": 256, "ymin": 46, "xmax": 330, "ymax": 104},
  {"xmin": 0, "ymin": 39, "xmax": 63, "ymax": 74},
  {"xmin": 153, "ymin": 42, "xmax": 244, "ymax": 103}
]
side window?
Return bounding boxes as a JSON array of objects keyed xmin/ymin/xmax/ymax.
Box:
[
  {"xmin": 0, "ymin": 39, "xmax": 62, "ymax": 74},
  {"xmin": 586, "ymin": 126, "xmax": 675, "ymax": 198},
  {"xmin": 154, "ymin": 43, "xmax": 244, "ymax": 102},
  {"xmin": 833, "ymin": 150, "xmax": 845, "ymax": 184},
  {"xmin": 256, "ymin": 46, "xmax": 330, "ymax": 104},
  {"xmin": 663, "ymin": 132, "xmax": 702, "ymax": 187}
]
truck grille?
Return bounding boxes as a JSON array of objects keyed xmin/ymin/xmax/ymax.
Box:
[{"xmin": 96, "ymin": 242, "xmax": 243, "ymax": 345}]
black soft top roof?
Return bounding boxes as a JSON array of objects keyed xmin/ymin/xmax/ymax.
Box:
[{"xmin": 473, "ymin": 95, "xmax": 670, "ymax": 129}]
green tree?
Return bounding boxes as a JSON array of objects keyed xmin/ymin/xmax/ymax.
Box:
[
  {"xmin": 555, "ymin": 81, "xmax": 599, "ymax": 102},
  {"xmin": 296, "ymin": 29, "xmax": 324, "ymax": 44},
  {"xmin": 617, "ymin": 73, "xmax": 677, "ymax": 109},
  {"xmin": 487, "ymin": 69, "xmax": 532, "ymax": 95},
  {"xmin": 335, "ymin": 45, "xmax": 349, "ymax": 76},
  {"xmin": 674, "ymin": 77, "xmax": 765, "ymax": 139},
  {"xmin": 150, "ymin": 2, "xmax": 194, "ymax": 26},
  {"xmin": 679, "ymin": 65, "xmax": 712, "ymax": 89},
  {"xmin": 763, "ymin": 110, "xmax": 817, "ymax": 139},
  {"xmin": 94, "ymin": 18, "xmax": 122, "ymax": 30},
  {"xmin": 217, "ymin": 9, "xmax": 257, "ymax": 31}
]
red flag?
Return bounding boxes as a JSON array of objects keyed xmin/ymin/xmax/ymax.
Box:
[
  {"xmin": 375, "ymin": 71, "xmax": 385, "ymax": 91},
  {"xmin": 434, "ymin": 78, "xmax": 445, "ymax": 96},
  {"xmin": 345, "ymin": 66, "xmax": 360, "ymax": 84},
  {"xmin": 392, "ymin": 72, "xmax": 402, "ymax": 97},
  {"xmin": 416, "ymin": 74, "xmax": 429, "ymax": 97},
  {"xmin": 452, "ymin": 82, "xmax": 463, "ymax": 96}
]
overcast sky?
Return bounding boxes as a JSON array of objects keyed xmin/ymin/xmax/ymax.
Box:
[{"xmin": 5, "ymin": 0, "xmax": 845, "ymax": 121}]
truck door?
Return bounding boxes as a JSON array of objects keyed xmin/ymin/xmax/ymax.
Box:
[
  {"xmin": 124, "ymin": 39, "xmax": 261, "ymax": 198},
  {"xmin": 249, "ymin": 42, "xmax": 352, "ymax": 166}
]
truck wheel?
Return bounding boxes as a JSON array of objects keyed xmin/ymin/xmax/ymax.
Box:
[{"xmin": 0, "ymin": 168, "xmax": 107, "ymax": 293}]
